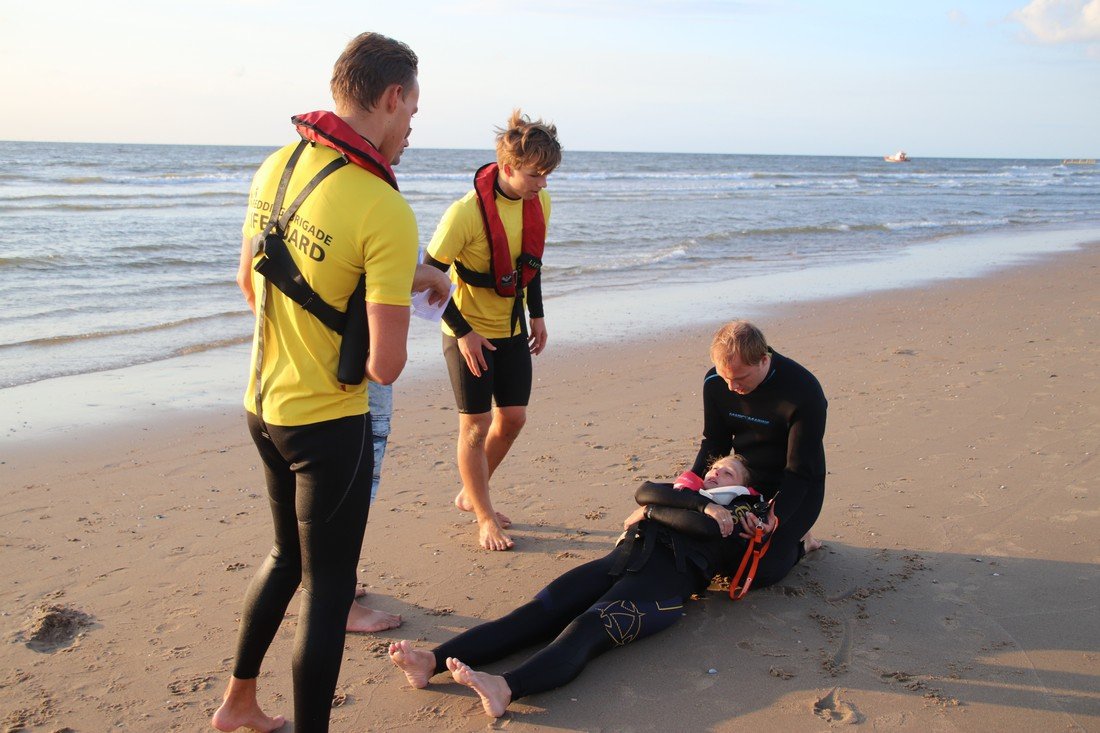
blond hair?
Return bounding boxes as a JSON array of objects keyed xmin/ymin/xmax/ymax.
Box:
[
  {"xmin": 709, "ymin": 453, "xmax": 752, "ymax": 484},
  {"xmin": 495, "ymin": 109, "xmax": 562, "ymax": 175},
  {"xmin": 710, "ymin": 320, "xmax": 769, "ymax": 367}
]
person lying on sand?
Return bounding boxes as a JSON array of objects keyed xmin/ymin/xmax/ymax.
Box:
[{"xmin": 390, "ymin": 454, "xmax": 809, "ymax": 718}]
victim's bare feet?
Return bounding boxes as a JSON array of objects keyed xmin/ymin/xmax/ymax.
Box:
[
  {"xmin": 446, "ymin": 657, "xmax": 511, "ymax": 718},
  {"xmin": 388, "ymin": 640, "xmax": 437, "ymax": 689},
  {"xmin": 347, "ymin": 599, "xmax": 402, "ymax": 633},
  {"xmin": 454, "ymin": 491, "xmax": 512, "ymax": 528},
  {"xmin": 211, "ymin": 678, "xmax": 285, "ymax": 732},
  {"xmin": 478, "ymin": 516, "xmax": 514, "ymax": 551}
]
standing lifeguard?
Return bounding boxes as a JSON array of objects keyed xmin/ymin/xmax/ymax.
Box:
[{"xmin": 425, "ymin": 110, "xmax": 562, "ymax": 550}]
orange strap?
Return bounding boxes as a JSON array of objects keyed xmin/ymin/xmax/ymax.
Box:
[{"xmin": 729, "ymin": 516, "xmax": 778, "ymax": 601}]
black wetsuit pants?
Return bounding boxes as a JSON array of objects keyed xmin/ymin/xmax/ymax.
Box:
[
  {"xmin": 432, "ymin": 541, "xmax": 700, "ymax": 699},
  {"xmin": 754, "ymin": 485, "xmax": 824, "ymax": 588},
  {"xmin": 234, "ymin": 412, "xmax": 373, "ymax": 733}
]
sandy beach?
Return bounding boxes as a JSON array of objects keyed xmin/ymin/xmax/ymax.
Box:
[{"xmin": 2, "ymin": 242, "xmax": 1098, "ymax": 732}]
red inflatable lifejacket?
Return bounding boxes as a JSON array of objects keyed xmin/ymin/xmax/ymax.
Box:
[
  {"xmin": 291, "ymin": 110, "xmax": 398, "ymax": 190},
  {"xmin": 466, "ymin": 162, "xmax": 545, "ymax": 297}
]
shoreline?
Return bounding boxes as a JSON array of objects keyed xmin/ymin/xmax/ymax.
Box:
[
  {"xmin": 2, "ymin": 224, "xmax": 1099, "ymax": 450},
  {"xmin": 1, "ymin": 241, "xmax": 1098, "ymax": 730}
]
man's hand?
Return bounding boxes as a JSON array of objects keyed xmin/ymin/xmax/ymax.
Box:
[
  {"xmin": 703, "ymin": 503, "xmax": 736, "ymax": 537},
  {"xmin": 528, "ymin": 317, "xmax": 547, "ymax": 355},
  {"xmin": 458, "ymin": 331, "xmax": 495, "ymax": 377},
  {"xmin": 623, "ymin": 505, "xmax": 647, "ymax": 530},
  {"xmin": 412, "ymin": 263, "xmax": 451, "ymax": 305},
  {"xmin": 738, "ymin": 506, "xmax": 777, "ymax": 540}
]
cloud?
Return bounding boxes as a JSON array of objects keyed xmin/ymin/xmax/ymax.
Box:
[
  {"xmin": 1011, "ymin": 0, "xmax": 1100, "ymax": 43},
  {"xmin": 947, "ymin": 8, "xmax": 969, "ymax": 26}
]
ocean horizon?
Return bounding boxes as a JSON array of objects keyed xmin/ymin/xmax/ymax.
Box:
[{"xmin": 1, "ymin": 140, "xmax": 1098, "ymax": 403}]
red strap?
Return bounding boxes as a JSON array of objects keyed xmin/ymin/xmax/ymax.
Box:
[
  {"xmin": 472, "ymin": 163, "xmax": 545, "ymax": 297},
  {"xmin": 729, "ymin": 516, "xmax": 778, "ymax": 601}
]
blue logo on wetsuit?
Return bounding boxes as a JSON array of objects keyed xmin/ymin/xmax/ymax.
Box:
[{"xmin": 729, "ymin": 411, "xmax": 770, "ymax": 426}]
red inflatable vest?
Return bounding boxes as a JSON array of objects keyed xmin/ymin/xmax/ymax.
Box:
[
  {"xmin": 470, "ymin": 162, "xmax": 545, "ymax": 297},
  {"xmin": 291, "ymin": 110, "xmax": 398, "ymax": 190}
]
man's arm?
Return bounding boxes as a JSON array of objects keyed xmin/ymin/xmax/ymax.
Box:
[
  {"xmin": 365, "ymin": 302, "xmax": 410, "ymax": 385},
  {"xmin": 772, "ymin": 394, "xmax": 828, "ymax": 524},
  {"xmin": 237, "ymin": 236, "xmax": 256, "ymax": 315},
  {"xmin": 526, "ymin": 273, "xmax": 547, "ymax": 355},
  {"xmin": 423, "ymin": 253, "xmax": 473, "ymax": 337},
  {"xmin": 635, "ymin": 481, "xmax": 711, "ymax": 511},
  {"xmin": 644, "ymin": 506, "xmax": 723, "ymax": 539},
  {"xmin": 689, "ymin": 372, "xmax": 734, "ymax": 478}
]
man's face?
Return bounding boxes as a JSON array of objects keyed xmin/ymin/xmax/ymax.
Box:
[
  {"xmin": 499, "ymin": 163, "xmax": 549, "ymax": 200},
  {"xmin": 381, "ymin": 76, "xmax": 419, "ymax": 163},
  {"xmin": 714, "ymin": 353, "xmax": 770, "ymax": 395},
  {"xmin": 390, "ymin": 127, "xmax": 411, "ymax": 166}
]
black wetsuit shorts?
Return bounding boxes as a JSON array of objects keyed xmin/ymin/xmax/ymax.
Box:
[{"xmin": 442, "ymin": 332, "xmax": 532, "ymax": 414}]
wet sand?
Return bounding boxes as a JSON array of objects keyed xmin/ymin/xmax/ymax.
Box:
[{"xmin": 1, "ymin": 243, "xmax": 1097, "ymax": 731}]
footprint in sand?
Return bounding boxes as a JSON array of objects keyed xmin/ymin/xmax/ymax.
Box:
[
  {"xmin": 812, "ymin": 687, "xmax": 862, "ymax": 724},
  {"xmin": 167, "ymin": 673, "xmax": 214, "ymax": 695},
  {"xmin": 18, "ymin": 604, "xmax": 94, "ymax": 652}
]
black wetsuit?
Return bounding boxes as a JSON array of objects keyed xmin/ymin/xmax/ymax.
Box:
[
  {"xmin": 690, "ymin": 349, "xmax": 827, "ymax": 587},
  {"xmin": 234, "ymin": 412, "xmax": 373, "ymax": 730},
  {"xmin": 429, "ymin": 482, "xmax": 745, "ymax": 699}
]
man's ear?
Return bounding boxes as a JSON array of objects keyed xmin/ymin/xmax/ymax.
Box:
[{"xmin": 383, "ymin": 84, "xmax": 402, "ymax": 112}]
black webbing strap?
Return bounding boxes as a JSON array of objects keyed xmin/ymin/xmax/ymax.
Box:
[
  {"xmin": 451, "ymin": 259, "xmax": 532, "ymax": 338},
  {"xmin": 252, "ymin": 142, "xmax": 349, "ymax": 424}
]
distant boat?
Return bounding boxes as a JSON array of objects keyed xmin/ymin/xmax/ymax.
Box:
[
  {"xmin": 884, "ymin": 150, "xmax": 910, "ymax": 163},
  {"xmin": 1062, "ymin": 158, "xmax": 1095, "ymax": 165}
]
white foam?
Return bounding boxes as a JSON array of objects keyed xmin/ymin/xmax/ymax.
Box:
[{"xmin": 1, "ymin": 225, "xmax": 1097, "ymax": 446}]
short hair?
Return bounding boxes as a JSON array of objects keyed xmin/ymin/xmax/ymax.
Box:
[
  {"xmin": 330, "ymin": 32, "xmax": 418, "ymax": 113},
  {"xmin": 710, "ymin": 320, "xmax": 769, "ymax": 367},
  {"xmin": 496, "ymin": 109, "xmax": 562, "ymax": 175},
  {"xmin": 709, "ymin": 453, "xmax": 752, "ymax": 485}
]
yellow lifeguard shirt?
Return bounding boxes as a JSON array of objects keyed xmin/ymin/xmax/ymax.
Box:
[
  {"xmin": 427, "ymin": 187, "xmax": 552, "ymax": 339},
  {"xmin": 242, "ymin": 142, "xmax": 417, "ymax": 426}
]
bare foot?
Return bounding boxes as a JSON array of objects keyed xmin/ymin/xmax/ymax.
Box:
[
  {"xmin": 347, "ymin": 600, "xmax": 402, "ymax": 633},
  {"xmin": 802, "ymin": 531, "xmax": 824, "ymax": 554},
  {"xmin": 455, "ymin": 491, "xmax": 512, "ymax": 528},
  {"xmin": 478, "ymin": 516, "xmax": 514, "ymax": 551},
  {"xmin": 388, "ymin": 640, "xmax": 437, "ymax": 689},
  {"xmin": 211, "ymin": 678, "xmax": 285, "ymax": 732},
  {"xmin": 446, "ymin": 657, "xmax": 511, "ymax": 718},
  {"xmin": 354, "ymin": 586, "xmax": 367, "ymax": 599}
]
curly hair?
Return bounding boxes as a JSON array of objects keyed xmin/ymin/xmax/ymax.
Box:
[{"xmin": 495, "ymin": 109, "xmax": 562, "ymax": 174}]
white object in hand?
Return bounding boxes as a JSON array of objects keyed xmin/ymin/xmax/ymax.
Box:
[{"xmin": 411, "ymin": 283, "xmax": 455, "ymax": 322}]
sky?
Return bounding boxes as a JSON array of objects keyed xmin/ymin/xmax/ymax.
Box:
[{"xmin": 1, "ymin": 0, "xmax": 1097, "ymax": 157}]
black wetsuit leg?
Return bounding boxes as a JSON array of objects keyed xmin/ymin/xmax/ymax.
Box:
[
  {"xmin": 234, "ymin": 412, "xmax": 373, "ymax": 733},
  {"xmin": 434, "ymin": 543, "xmax": 699, "ymax": 700},
  {"xmin": 502, "ymin": 543, "xmax": 697, "ymax": 699},
  {"xmin": 753, "ymin": 482, "xmax": 823, "ymax": 588},
  {"xmin": 431, "ymin": 552, "xmax": 621, "ymax": 671}
]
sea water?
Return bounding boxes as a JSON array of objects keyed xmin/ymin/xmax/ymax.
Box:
[{"xmin": 2, "ymin": 140, "xmax": 1099, "ymax": 394}]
